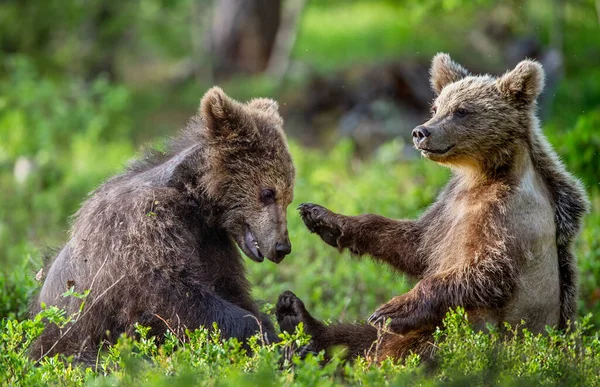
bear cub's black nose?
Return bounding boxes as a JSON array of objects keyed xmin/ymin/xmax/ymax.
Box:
[
  {"xmin": 275, "ymin": 241, "xmax": 292, "ymax": 257},
  {"xmin": 412, "ymin": 126, "xmax": 430, "ymax": 140},
  {"xmin": 412, "ymin": 126, "xmax": 430, "ymax": 146}
]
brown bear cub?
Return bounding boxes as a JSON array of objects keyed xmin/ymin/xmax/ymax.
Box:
[
  {"xmin": 277, "ymin": 54, "xmax": 588, "ymax": 362},
  {"xmin": 31, "ymin": 87, "xmax": 295, "ymax": 363}
]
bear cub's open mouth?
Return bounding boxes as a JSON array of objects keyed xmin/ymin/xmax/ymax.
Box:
[
  {"xmin": 419, "ymin": 144, "xmax": 455, "ymax": 155},
  {"xmin": 244, "ymin": 227, "xmax": 265, "ymax": 262}
]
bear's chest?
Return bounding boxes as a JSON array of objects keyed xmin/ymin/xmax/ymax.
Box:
[{"xmin": 421, "ymin": 195, "xmax": 489, "ymax": 272}]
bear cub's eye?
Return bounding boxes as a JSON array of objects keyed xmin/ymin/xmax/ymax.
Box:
[
  {"xmin": 430, "ymin": 105, "xmax": 437, "ymax": 116},
  {"xmin": 260, "ymin": 188, "xmax": 276, "ymax": 205},
  {"xmin": 454, "ymin": 108, "xmax": 469, "ymax": 118}
]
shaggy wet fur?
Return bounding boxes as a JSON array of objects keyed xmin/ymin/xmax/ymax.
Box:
[
  {"xmin": 31, "ymin": 87, "xmax": 295, "ymax": 364},
  {"xmin": 277, "ymin": 54, "xmax": 588, "ymax": 362}
]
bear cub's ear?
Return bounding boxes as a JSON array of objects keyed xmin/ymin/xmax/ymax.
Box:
[
  {"xmin": 430, "ymin": 53, "xmax": 470, "ymax": 95},
  {"xmin": 200, "ymin": 86, "xmax": 246, "ymax": 138},
  {"xmin": 248, "ymin": 98, "xmax": 279, "ymax": 114},
  {"xmin": 496, "ymin": 60, "xmax": 545, "ymax": 105}
]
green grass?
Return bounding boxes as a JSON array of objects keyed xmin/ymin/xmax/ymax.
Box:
[
  {"xmin": 294, "ymin": 1, "xmax": 446, "ymax": 71},
  {"xmin": 292, "ymin": 0, "xmax": 516, "ymax": 72},
  {"xmin": 1, "ymin": 0, "xmax": 600, "ymax": 385}
]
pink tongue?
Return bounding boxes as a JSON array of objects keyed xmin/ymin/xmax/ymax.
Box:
[
  {"xmin": 244, "ymin": 229, "xmax": 261, "ymax": 259},
  {"xmin": 244, "ymin": 229, "xmax": 254, "ymax": 248}
]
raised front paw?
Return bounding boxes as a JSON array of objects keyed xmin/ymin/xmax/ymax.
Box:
[
  {"xmin": 367, "ymin": 295, "xmax": 424, "ymax": 335},
  {"xmin": 276, "ymin": 290, "xmax": 312, "ymax": 334},
  {"xmin": 298, "ymin": 203, "xmax": 342, "ymax": 247}
]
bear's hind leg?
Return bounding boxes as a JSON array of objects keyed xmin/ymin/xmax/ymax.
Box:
[{"xmin": 379, "ymin": 330, "xmax": 436, "ymax": 363}]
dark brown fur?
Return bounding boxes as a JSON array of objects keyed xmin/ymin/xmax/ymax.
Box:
[
  {"xmin": 31, "ymin": 87, "xmax": 295, "ymax": 364},
  {"xmin": 277, "ymin": 54, "xmax": 588, "ymax": 363}
]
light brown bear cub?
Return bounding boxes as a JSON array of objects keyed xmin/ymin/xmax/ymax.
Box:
[{"xmin": 276, "ymin": 53, "xmax": 589, "ymax": 361}]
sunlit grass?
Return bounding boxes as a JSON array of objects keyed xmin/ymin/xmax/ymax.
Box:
[{"xmin": 293, "ymin": 1, "xmax": 486, "ymax": 70}]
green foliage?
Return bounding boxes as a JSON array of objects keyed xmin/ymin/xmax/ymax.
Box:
[
  {"xmin": 0, "ymin": 57, "xmax": 133, "ymax": 320},
  {"xmin": 1, "ymin": 0, "xmax": 599, "ymax": 384},
  {"xmin": 550, "ymin": 109, "xmax": 600, "ymax": 192},
  {"xmin": 577, "ymin": 209, "xmax": 600, "ymax": 324},
  {"xmin": 2, "ymin": 308, "xmax": 600, "ymax": 385},
  {"xmin": 0, "ymin": 304, "xmax": 93, "ymax": 385},
  {"xmin": 295, "ymin": 1, "xmax": 466, "ymax": 71},
  {"xmin": 0, "ymin": 1, "xmax": 184, "ymax": 79},
  {"xmin": 435, "ymin": 309, "xmax": 600, "ymax": 385},
  {"xmin": 0, "ymin": 254, "xmax": 38, "ymax": 321}
]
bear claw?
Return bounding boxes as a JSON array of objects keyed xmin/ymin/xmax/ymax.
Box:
[
  {"xmin": 276, "ymin": 291, "xmax": 309, "ymax": 334},
  {"xmin": 298, "ymin": 203, "xmax": 342, "ymax": 247}
]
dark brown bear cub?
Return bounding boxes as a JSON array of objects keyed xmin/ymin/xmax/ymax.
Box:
[
  {"xmin": 277, "ymin": 54, "xmax": 588, "ymax": 362},
  {"xmin": 31, "ymin": 87, "xmax": 295, "ymax": 363}
]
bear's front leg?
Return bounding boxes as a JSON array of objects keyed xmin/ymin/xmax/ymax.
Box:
[
  {"xmin": 298, "ymin": 203, "xmax": 374, "ymax": 255},
  {"xmin": 298, "ymin": 203, "xmax": 345, "ymax": 249},
  {"xmin": 299, "ymin": 203, "xmax": 428, "ymax": 276}
]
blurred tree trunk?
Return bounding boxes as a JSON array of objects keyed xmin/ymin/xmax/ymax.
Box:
[
  {"xmin": 209, "ymin": 0, "xmax": 282, "ymax": 81},
  {"xmin": 190, "ymin": 0, "xmax": 214, "ymax": 84},
  {"xmin": 550, "ymin": 0, "xmax": 564, "ymax": 55},
  {"xmin": 266, "ymin": 0, "xmax": 306, "ymax": 83}
]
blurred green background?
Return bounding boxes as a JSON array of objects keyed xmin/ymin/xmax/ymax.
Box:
[{"xmin": 1, "ymin": 0, "xmax": 599, "ymax": 335}]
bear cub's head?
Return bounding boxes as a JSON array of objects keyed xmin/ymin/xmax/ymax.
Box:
[
  {"xmin": 413, "ymin": 53, "xmax": 545, "ymax": 171},
  {"xmin": 197, "ymin": 87, "xmax": 295, "ymax": 264}
]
